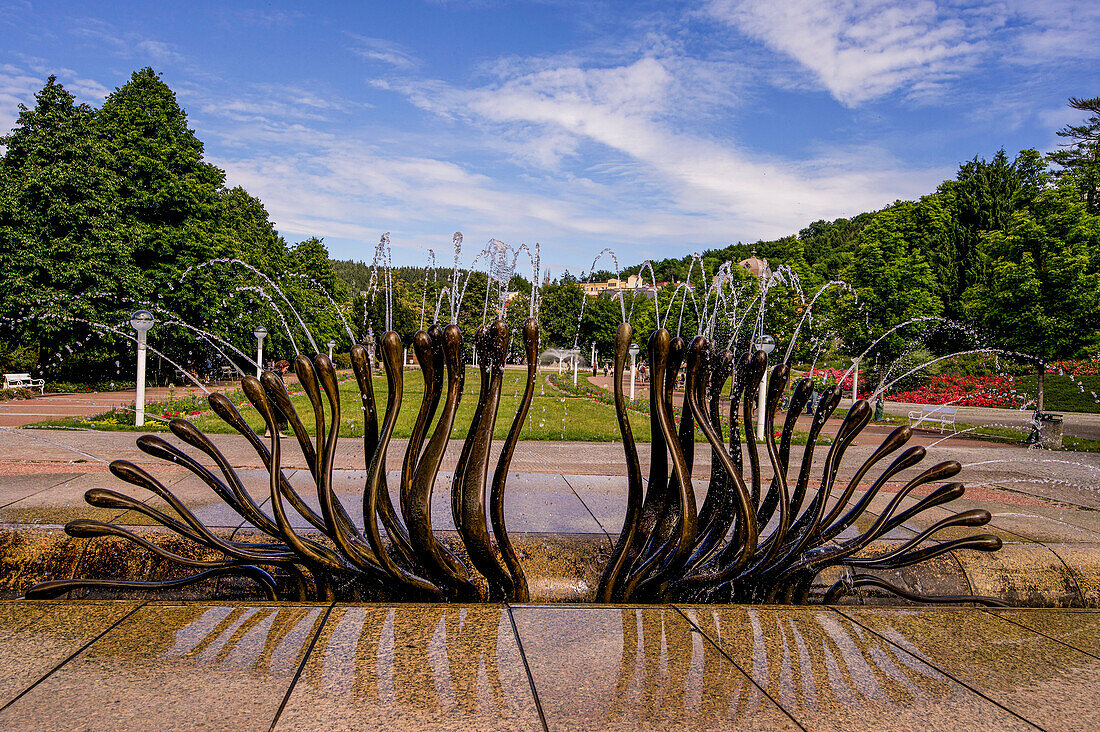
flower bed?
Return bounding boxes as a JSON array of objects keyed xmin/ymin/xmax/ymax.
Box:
[
  {"xmin": 804, "ymin": 367, "xmax": 873, "ymax": 399},
  {"xmin": 547, "ymin": 372, "xmax": 650, "ymax": 415},
  {"xmin": 1050, "ymin": 356, "xmax": 1100, "ymax": 376},
  {"xmin": 887, "ymin": 374, "xmax": 1025, "ymax": 408}
]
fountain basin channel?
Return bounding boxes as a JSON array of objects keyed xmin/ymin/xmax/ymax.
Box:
[{"xmin": 4, "ymin": 525, "xmax": 1098, "ymax": 607}]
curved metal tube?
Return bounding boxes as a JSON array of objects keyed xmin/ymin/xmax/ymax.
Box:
[
  {"xmin": 407, "ymin": 324, "xmax": 477, "ymax": 598},
  {"xmin": 458, "ymin": 320, "xmax": 514, "ymax": 601},
  {"xmin": 596, "ymin": 322, "xmax": 645, "ymax": 602},
  {"xmin": 364, "ymin": 332, "xmax": 442, "ymax": 597},
  {"xmin": 490, "ymin": 317, "xmax": 540, "ymax": 602}
]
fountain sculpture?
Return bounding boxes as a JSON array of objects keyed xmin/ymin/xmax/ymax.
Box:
[{"xmin": 27, "ymin": 316, "xmax": 1005, "ymax": 605}]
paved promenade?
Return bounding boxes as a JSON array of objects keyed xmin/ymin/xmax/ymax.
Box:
[
  {"xmin": 0, "ymin": 599, "xmax": 1096, "ymax": 730},
  {"xmin": 0, "ymin": 426, "xmax": 1098, "ymax": 605},
  {"xmin": 0, "ymin": 419, "xmax": 1099, "ymax": 727}
]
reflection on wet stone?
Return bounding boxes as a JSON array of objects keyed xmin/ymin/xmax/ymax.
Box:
[
  {"xmin": 512, "ymin": 606, "xmax": 797, "ymax": 730},
  {"xmin": 841, "ymin": 607, "xmax": 1100, "ymax": 730},
  {"xmin": 687, "ymin": 606, "xmax": 1035, "ymax": 731},
  {"xmin": 274, "ymin": 605, "xmax": 540, "ymax": 730}
]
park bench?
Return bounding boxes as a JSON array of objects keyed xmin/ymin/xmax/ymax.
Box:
[
  {"xmin": 908, "ymin": 404, "xmax": 957, "ymax": 433},
  {"xmin": 3, "ymin": 373, "xmax": 45, "ymax": 394}
]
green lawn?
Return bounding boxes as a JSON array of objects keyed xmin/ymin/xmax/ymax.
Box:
[
  {"xmin": 42, "ymin": 367, "xmax": 1100, "ymax": 449},
  {"xmin": 37, "ymin": 370, "xmax": 655, "ymax": 442},
  {"xmin": 1016, "ymin": 374, "xmax": 1100, "ymax": 414}
]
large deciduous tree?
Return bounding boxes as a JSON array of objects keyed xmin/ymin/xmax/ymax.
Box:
[
  {"xmin": 0, "ymin": 70, "xmax": 346, "ymax": 383},
  {"xmin": 0, "ymin": 76, "xmax": 135, "ymax": 375},
  {"xmin": 963, "ymin": 181, "xmax": 1100, "ymax": 409},
  {"xmin": 837, "ymin": 200, "xmax": 943, "ymax": 361}
]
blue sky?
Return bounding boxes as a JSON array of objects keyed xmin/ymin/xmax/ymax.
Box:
[{"xmin": 1, "ymin": 1, "xmax": 1096, "ymax": 274}]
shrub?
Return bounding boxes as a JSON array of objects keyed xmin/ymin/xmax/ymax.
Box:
[
  {"xmin": 0, "ymin": 343, "xmax": 39, "ymax": 373},
  {"xmin": 0, "ymin": 387, "xmax": 36, "ymax": 401},
  {"xmin": 45, "ymin": 381, "xmax": 135, "ymax": 393}
]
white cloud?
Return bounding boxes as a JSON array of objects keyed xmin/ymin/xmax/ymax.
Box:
[
  {"xmin": 135, "ymin": 39, "xmax": 184, "ymax": 64},
  {"xmin": 347, "ymin": 34, "xmax": 420, "ymax": 69},
  {"xmin": 69, "ymin": 19, "xmax": 184, "ymax": 66},
  {"xmin": 201, "ymin": 47, "xmax": 951, "ymax": 274},
  {"xmin": 0, "ymin": 64, "xmax": 39, "ymax": 137},
  {"xmin": 1007, "ymin": 0, "xmax": 1100, "ymax": 62},
  {"xmin": 382, "ymin": 56, "xmax": 945, "ymax": 236},
  {"xmin": 706, "ymin": 0, "xmax": 989, "ymax": 105}
]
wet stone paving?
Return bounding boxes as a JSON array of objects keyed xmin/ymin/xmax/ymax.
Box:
[{"xmin": 0, "ymin": 600, "xmax": 1093, "ymax": 730}]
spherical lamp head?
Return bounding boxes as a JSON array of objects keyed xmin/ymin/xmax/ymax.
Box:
[
  {"xmin": 755, "ymin": 334, "xmax": 776, "ymax": 354},
  {"xmin": 130, "ymin": 310, "xmax": 155, "ymax": 335}
]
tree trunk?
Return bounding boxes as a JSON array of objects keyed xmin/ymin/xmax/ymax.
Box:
[{"xmin": 1037, "ymin": 365, "xmax": 1045, "ymax": 413}]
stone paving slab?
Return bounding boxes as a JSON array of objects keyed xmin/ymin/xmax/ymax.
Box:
[
  {"xmin": 511, "ymin": 604, "xmax": 799, "ymax": 730},
  {"xmin": 677, "ymin": 605, "xmax": 1037, "ymax": 731},
  {"xmin": 838, "ymin": 607, "xmax": 1100, "ymax": 731},
  {"xmin": 0, "ymin": 602, "xmax": 324, "ymax": 731},
  {"xmin": 0, "ymin": 601, "xmax": 1096, "ymax": 730},
  {"xmin": 0, "ymin": 600, "xmax": 141, "ymax": 704},
  {"xmin": 275, "ymin": 604, "xmax": 540, "ymax": 730}
]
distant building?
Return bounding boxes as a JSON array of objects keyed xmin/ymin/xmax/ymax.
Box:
[
  {"xmin": 582, "ymin": 274, "xmax": 665, "ymax": 298},
  {"xmin": 738, "ymin": 255, "xmax": 770, "ymax": 279}
]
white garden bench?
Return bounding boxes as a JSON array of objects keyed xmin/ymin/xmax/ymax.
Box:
[
  {"xmin": 908, "ymin": 405, "xmax": 957, "ymax": 433},
  {"xmin": 3, "ymin": 373, "xmax": 45, "ymax": 394}
]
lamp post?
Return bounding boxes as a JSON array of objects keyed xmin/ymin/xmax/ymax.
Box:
[
  {"xmin": 591, "ymin": 341, "xmax": 597, "ymax": 375},
  {"xmin": 755, "ymin": 334, "xmax": 776, "ymax": 441},
  {"xmin": 327, "ymin": 338, "xmax": 336, "ymax": 360},
  {"xmin": 629, "ymin": 343, "xmax": 641, "ymax": 401},
  {"xmin": 130, "ymin": 310, "xmax": 155, "ymax": 427},
  {"xmin": 252, "ymin": 325, "xmax": 267, "ymax": 378},
  {"xmin": 570, "ymin": 348, "xmax": 580, "ymax": 385}
]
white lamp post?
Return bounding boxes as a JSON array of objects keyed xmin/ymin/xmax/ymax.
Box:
[
  {"xmin": 755, "ymin": 334, "xmax": 776, "ymax": 441},
  {"xmin": 130, "ymin": 310, "xmax": 155, "ymax": 427},
  {"xmin": 252, "ymin": 325, "xmax": 267, "ymax": 378},
  {"xmin": 327, "ymin": 338, "xmax": 336, "ymax": 359},
  {"xmin": 591, "ymin": 341, "xmax": 597, "ymax": 373},
  {"xmin": 629, "ymin": 343, "xmax": 641, "ymax": 401},
  {"xmin": 570, "ymin": 348, "xmax": 580, "ymax": 385}
]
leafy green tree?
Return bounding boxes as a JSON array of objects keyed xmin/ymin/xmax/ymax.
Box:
[
  {"xmin": 837, "ymin": 201, "xmax": 943, "ymax": 361},
  {"xmin": 964, "ymin": 181, "xmax": 1100, "ymax": 409},
  {"xmin": 578, "ymin": 294, "xmax": 621, "ymax": 362},
  {"xmin": 537, "ymin": 281, "xmax": 584, "ymax": 347},
  {"xmin": 0, "ymin": 76, "xmax": 134, "ymax": 379},
  {"xmin": 504, "ymin": 294, "xmax": 533, "ymax": 362},
  {"xmin": 931, "ymin": 149, "xmax": 1048, "ymax": 319},
  {"xmin": 0, "ymin": 70, "xmax": 352, "ymax": 383},
  {"xmin": 625, "ymin": 290, "xmax": 657, "ymax": 343}
]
